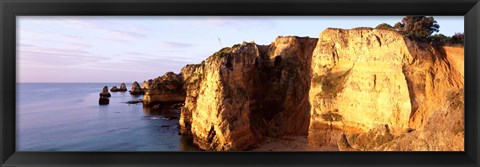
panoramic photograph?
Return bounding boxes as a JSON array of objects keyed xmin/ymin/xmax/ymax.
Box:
[{"xmin": 17, "ymin": 16, "xmax": 464, "ymax": 151}]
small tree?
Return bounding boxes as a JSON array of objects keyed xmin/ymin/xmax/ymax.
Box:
[
  {"xmin": 451, "ymin": 32, "xmax": 464, "ymax": 46},
  {"xmin": 375, "ymin": 23, "xmax": 394, "ymax": 30},
  {"xmin": 394, "ymin": 16, "xmax": 440, "ymax": 40},
  {"xmin": 427, "ymin": 33, "xmax": 450, "ymax": 46}
]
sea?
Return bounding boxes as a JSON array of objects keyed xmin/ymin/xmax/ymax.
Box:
[{"xmin": 16, "ymin": 83, "xmax": 197, "ymax": 151}]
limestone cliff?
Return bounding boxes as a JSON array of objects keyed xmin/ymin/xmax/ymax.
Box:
[
  {"xmin": 307, "ymin": 28, "xmax": 463, "ymax": 150},
  {"xmin": 189, "ymin": 43, "xmax": 259, "ymax": 150},
  {"xmin": 144, "ymin": 28, "xmax": 463, "ymax": 151},
  {"xmin": 338, "ymin": 88, "xmax": 464, "ymax": 151},
  {"xmin": 179, "ymin": 64, "xmax": 204, "ymax": 135},
  {"xmin": 185, "ymin": 37, "xmax": 317, "ymax": 150}
]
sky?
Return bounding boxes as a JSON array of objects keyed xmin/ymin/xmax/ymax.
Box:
[{"xmin": 17, "ymin": 16, "xmax": 464, "ymax": 83}]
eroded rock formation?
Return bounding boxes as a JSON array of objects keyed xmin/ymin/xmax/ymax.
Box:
[
  {"xmin": 307, "ymin": 28, "xmax": 463, "ymax": 151},
  {"xmin": 179, "ymin": 64, "xmax": 204, "ymax": 135},
  {"xmin": 99, "ymin": 86, "xmax": 111, "ymax": 105},
  {"xmin": 181, "ymin": 37, "xmax": 318, "ymax": 150},
  {"xmin": 110, "ymin": 86, "xmax": 120, "ymax": 92},
  {"xmin": 119, "ymin": 83, "xmax": 128, "ymax": 92},
  {"xmin": 143, "ymin": 28, "xmax": 463, "ymax": 151},
  {"xmin": 99, "ymin": 86, "xmax": 111, "ymax": 97},
  {"xmin": 130, "ymin": 81, "xmax": 144, "ymax": 95},
  {"xmin": 142, "ymin": 80, "xmax": 153, "ymax": 90},
  {"xmin": 143, "ymin": 72, "xmax": 185, "ymax": 106}
]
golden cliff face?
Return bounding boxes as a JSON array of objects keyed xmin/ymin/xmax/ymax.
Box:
[
  {"xmin": 191, "ymin": 43, "xmax": 259, "ymax": 150},
  {"xmin": 308, "ymin": 28, "xmax": 464, "ymax": 150},
  {"xmin": 308, "ymin": 28, "xmax": 413, "ymax": 147},
  {"xmin": 185, "ymin": 37, "xmax": 318, "ymax": 150},
  {"xmin": 146, "ymin": 28, "xmax": 464, "ymax": 151},
  {"xmin": 250, "ymin": 37, "xmax": 317, "ymax": 137},
  {"xmin": 179, "ymin": 64, "xmax": 204, "ymax": 135}
]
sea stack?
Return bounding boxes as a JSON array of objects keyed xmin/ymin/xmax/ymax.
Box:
[
  {"xmin": 110, "ymin": 86, "xmax": 120, "ymax": 92},
  {"xmin": 99, "ymin": 86, "xmax": 111, "ymax": 105},
  {"xmin": 130, "ymin": 81, "xmax": 144, "ymax": 95},
  {"xmin": 99, "ymin": 86, "xmax": 111, "ymax": 97},
  {"xmin": 119, "ymin": 83, "xmax": 127, "ymax": 92},
  {"xmin": 99, "ymin": 96, "xmax": 110, "ymax": 105}
]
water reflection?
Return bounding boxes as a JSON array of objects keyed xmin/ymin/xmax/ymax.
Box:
[
  {"xmin": 141, "ymin": 102, "xmax": 198, "ymax": 151},
  {"xmin": 142, "ymin": 103, "xmax": 181, "ymax": 119},
  {"xmin": 179, "ymin": 135, "xmax": 198, "ymax": 151},
  {"xmin": 17, "ymin": 83, "xmax": 199, "ymax": 151}
]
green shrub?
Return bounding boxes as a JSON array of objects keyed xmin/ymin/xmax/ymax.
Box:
[{"xmin": 375, "ymin": 23, "xmax": 395, "ymax": 30}]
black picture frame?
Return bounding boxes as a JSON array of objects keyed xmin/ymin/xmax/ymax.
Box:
[{"xmin": 1, "ymin": 0, "xmax": 479, "ymax": 166}]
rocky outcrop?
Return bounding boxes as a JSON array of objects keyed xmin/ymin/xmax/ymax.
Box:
[
  {"xmin": 307, "ymin": 28, "xmax": 463, "ymax": 150},
  {"xmin": 143, "ymin": 72, "xmax": 185, "ymax": 106},
  {"xmin": 129, "ymin": 81, "xmax": 144, "ymax": 95},
  {"xmin": 111, "ymin": 83, "xmax": 127, "ymax": 92},
  {"xmin": 381, "ymin": 89, "xmax": 464, "ymax": 151},
  {"xmin": 99, "ymin": 86, "xmax": 111, "ymax": 105},
  {"xmin": 338, "ymin": 89, "xmax": 464, "ymax": 151},
  {"xmin": 144, "ymin": 28, "xmax": 463, "ymax": 151},
  {"xmin": 184, "ymin": 37, "xmax": 317, "ymax": 150},
  {"xmin": 142, "ymin": 80, "xmax": 153, "ymax": 90},
  {"xmin": 119, "ymin": 83, "xmax": 127, "ymax": 92}
]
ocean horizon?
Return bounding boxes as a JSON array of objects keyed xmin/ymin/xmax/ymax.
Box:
[{"xmin": 16, "ymin": 82, "xmax": 196, "ymax": 151}]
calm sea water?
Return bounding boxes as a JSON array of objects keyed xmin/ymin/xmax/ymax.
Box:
[{"xmin": 17, "ymin": 83, "xmax": 197, "ymax": 151}]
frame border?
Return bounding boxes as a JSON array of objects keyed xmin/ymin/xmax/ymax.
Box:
[{"xmin": 1, "ymin": 0, "xmax": 479, "ymax": 167}]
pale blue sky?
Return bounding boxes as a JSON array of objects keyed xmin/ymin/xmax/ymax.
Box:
[{"xmin": 17, "ymin": 16, "xmax": 464, "ymax": 83}]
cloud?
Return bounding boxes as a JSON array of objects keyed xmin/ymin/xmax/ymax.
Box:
[
  {"xmin": 115, "ymin": 51, "xmax": 198, "ymax": 64},
  {"xmin": 159, "ymin": 41, "xmax": 194, "ymax": 48},
  {"xmin": 204, "ymin": 16, "xmax": 276, "ymax": 32},
  {"xmin": 18, "ymin": 29, "xmax": 81, "ymax": 41},
  {"xmin": 18, "ymin": 45, "xmax": 108, "ymax": 67},
  {"xmin": 59, "ymin": 19, "xmax": 148, "ymax": 39},
  {"xmin": 19, "ymin": 51, "xmax": 105, "ymax": 66},
  {"xmin": 19, "ymin": 43, "xmax": 35, "ymax": 48}
]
